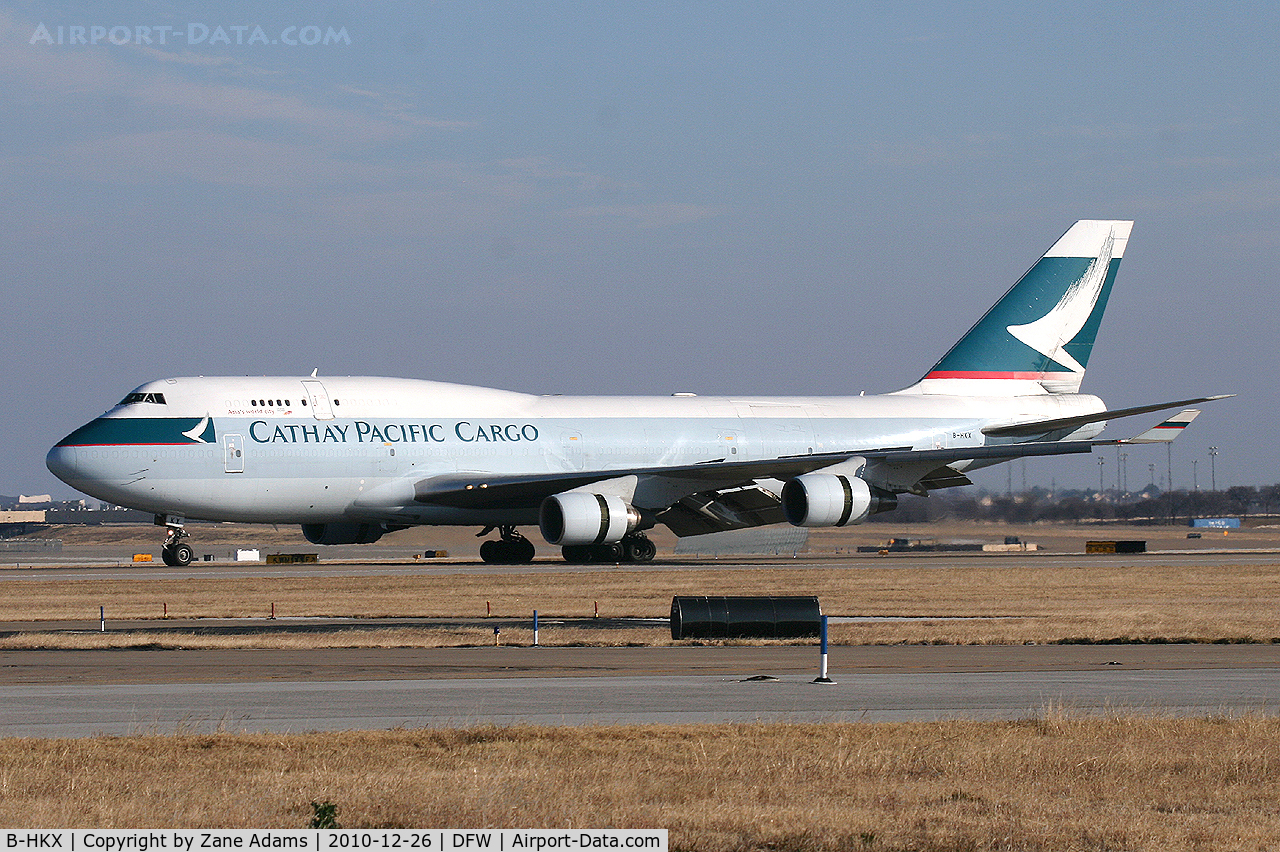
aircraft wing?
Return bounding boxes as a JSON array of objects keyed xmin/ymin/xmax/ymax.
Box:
[
  {"xmin": 412, "ymin": 451, "xmax": 857, "ymax": 510},
  {"xmin": 411, "ymin": 440, "xmax": 1101, "ymax": 512},
  {"xmin": 409, "ymin": 395, "xmax": 1223, "ymax": 534}
]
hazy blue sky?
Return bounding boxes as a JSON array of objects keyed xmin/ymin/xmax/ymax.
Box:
[{"xmin": 3, "ymin": 2, "xmax": 1276, "ymax": 499}]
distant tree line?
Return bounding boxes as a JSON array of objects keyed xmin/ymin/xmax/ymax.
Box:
[{"xmin": 870, "ymin": 485, "xmax": 1280, "ymax": 525}]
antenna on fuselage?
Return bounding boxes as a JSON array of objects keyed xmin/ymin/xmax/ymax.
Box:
[{"xmin": 310, "ymin": 368, "xmax": 319, "ymax": 377}]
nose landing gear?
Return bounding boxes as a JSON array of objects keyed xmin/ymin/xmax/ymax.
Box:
[
  {"xmin": 155, "ymin": 514, "xmax": 193, "ymax": 567},
  {"xmin": 157, "ymin": 516, "xmax": 194, "ymax": 567}
]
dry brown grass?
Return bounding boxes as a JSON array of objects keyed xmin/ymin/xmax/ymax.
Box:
[
  {"xmin": 0, "ymin": 626, "xmax": 672, "ymax": 651},
  {"xmin": 9, "ymin": 560, "xmax": 1280, "ymax": 645},
  {"xmin": 1, "ymin": 716, "xmax": 1278, "ymax": 849}
]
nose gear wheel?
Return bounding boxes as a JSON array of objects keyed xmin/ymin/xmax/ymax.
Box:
[{"xmin": 160, "ymin": 525, "xmax": 194, "ymax": 567}]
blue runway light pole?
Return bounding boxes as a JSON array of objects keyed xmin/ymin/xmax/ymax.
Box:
[{"xmin": 813, "ymin": 615, "xmax": 833, "ymax": 684}]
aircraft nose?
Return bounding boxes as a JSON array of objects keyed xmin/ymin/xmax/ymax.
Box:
[{"xmin": 46, "ymin": 444, "xmax": 81, "ymax": 487}]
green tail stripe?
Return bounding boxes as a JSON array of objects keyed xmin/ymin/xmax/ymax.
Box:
[{"xmin": 926, "ymin": 256, "xmax": 1121, "ymax": 377}]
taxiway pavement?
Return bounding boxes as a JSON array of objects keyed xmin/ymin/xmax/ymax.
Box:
[
  {"xmin": 4, "ymin": 550, "xmax": 1279, "ymax": 737},
  {"xmin": 3, "ymin": 643, "xmax": 1278, "ymax": 737}
]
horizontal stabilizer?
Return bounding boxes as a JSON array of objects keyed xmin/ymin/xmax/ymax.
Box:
[
  {"xmin": 876, "ymin": 441, "xmax": 1097, "ymax": 465},
  {"xmin": 1122, "ymin": 409, "xmax": 1201, "ymax": 443},
  {"xmin": 982, "ymin": 394, "xmax": 1232, "ymax": 438}
]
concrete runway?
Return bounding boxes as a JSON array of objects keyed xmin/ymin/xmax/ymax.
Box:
[
  {"xmin": 3, "ymin": 549, "xmax": 1280, "ymax": 737},
  {"xmin": 3, "ymin": 642, "xmax": 1278, "ymax": 737}
]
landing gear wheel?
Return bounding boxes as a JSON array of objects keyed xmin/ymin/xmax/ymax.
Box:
[
  {"xmin": 479, "ymin": 527, "xmax": 536, "ymax": 564},
  {"xmin": 159, "ymin": 519, "xmax": 193, "ymax": 567},
  {"xmin": 162, "ymin": 542, "xmax": 193, "ymax": 567},
  {"xmin": 622, "ymin": 535, "xmax": 656, "ymax": 563},
  {"xmin": 562, "ymin": 541, "xmax": 634, "ymax": 564},
  {"xmin": 591, "ymin": 542, "xmax": 623, "ymax": 563}
]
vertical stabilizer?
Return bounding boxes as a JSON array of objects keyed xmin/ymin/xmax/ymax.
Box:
[{"xmin": 900, "ymin": 220, "xmax": 1133, "ymax": 396}]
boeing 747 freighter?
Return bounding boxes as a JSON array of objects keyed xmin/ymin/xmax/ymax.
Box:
[{"xmin": 47, "ymin": 221, "xmax": 1225, "ymax": 565}]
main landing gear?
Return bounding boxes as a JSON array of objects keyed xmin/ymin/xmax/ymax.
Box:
[
  {"xmin": 562, "ymin": 533, "xmax": 656, "ymax": 565},
  {"xmin": 478, "ymin": 526, "xmax": 537, "ymax": 564},
  {"xmin": 157, "ymin": 516, "xmax": 194, "ymax": 567}
]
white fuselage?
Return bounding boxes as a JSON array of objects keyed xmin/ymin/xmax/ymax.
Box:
[{"xmin": 47, "ymin": 375, "xmax": 1105, "ymax": 526}]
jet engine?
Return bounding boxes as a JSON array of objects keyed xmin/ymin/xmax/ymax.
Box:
[
  {"xmin": 781, "ymin": 473, "xmax": 897, "ymax": 527},
  {"xmin": 540, "ymin": 492, "xmax": 641, "ymax": 545},
  {"xmin": 301, "ymin": 522, "xmax": 385, "ymax": 545}
]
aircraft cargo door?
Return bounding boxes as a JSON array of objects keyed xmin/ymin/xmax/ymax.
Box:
[
  {"xmin": 747, "ymin": 404, "xmax": 814, "ymax": 458},
  {"xmin": 560, "ymin": 429, "xmax": 586, "ymax": 471},
  {"xmin": 301, "ymin": 380, "xmax": 335, "ymax": 420},
  {"xmin": 224, "ymin": 434, "xmax": 245, "ymax": 473}
]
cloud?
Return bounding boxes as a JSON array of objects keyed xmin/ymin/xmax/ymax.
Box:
[
  {"xmin": 0, "ymin": 10, "xmax": 466, "ymax": 146},
  {"xmin": 560, "ymin": 202, "xmax": 727, "ymax": 229},
  {"xmin": 24, "ymin": 128, "xmax": 350, "ymax": 188},
  {"xmin": 337, "ymin": 85, "xmax": 477, "ymax": 130},
  {"xmin": 133, "ymin": 46, "xmax": 243, "ymax": 69},
  {"xmin": 0, "ymin": 8, "xmax": 726, "ymax": 246}
]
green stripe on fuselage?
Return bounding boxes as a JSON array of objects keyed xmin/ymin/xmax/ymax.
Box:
[{"xmin": 55, "ymin": 417, "xmax": 213, "ymax": 447}]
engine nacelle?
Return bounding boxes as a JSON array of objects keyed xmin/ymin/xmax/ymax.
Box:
[
  {"xmin": 301, "ymin": 522, "xmax": 385, "ymax": 545},
  {"xmin": 540, "ymin": 492, "xmax": 641, "ymax": 546},
  {"xmin": 781, "ymin": 473, "xmax": 897, "ymax": 527}
]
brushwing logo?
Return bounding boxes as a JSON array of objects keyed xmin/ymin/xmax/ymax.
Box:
[
  {"xmin": 1005, "ymin": 229, "xmax": 1117, "ymax": 376},
  {"xmin": 182, "ymin": 415, "xmax": 213, "ymax": 443}
]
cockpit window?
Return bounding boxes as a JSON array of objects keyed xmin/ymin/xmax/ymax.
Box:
[{"xmin": 119, "ymin": 392, "xmax": 167, "ymax": 405}]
